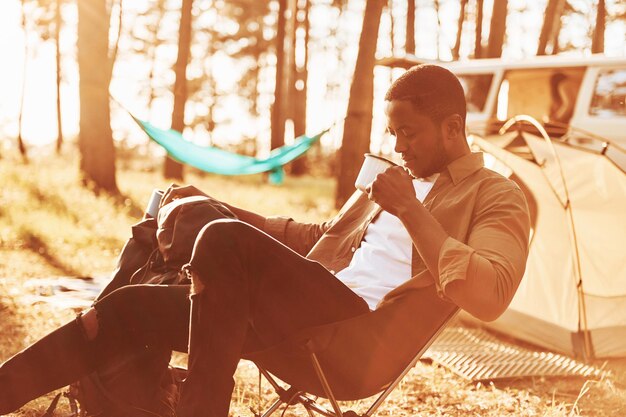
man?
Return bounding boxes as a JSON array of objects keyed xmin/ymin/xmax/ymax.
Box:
[{"xmin": 0, "ymin": 64, "xmax": 530, "ymax": 416}]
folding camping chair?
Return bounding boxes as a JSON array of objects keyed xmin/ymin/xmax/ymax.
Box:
[{"xmin": 245, "ymin": 289, "xmax": 460, "ymax": 417}]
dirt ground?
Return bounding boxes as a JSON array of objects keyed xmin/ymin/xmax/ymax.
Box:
[{"xmin": 1, "ymin": 273, "xmax": 625, "ymax": 417}]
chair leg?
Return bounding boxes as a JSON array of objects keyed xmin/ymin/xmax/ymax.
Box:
[
  {"xmin": 260, "ymin": 389, "xmax": 338, "ymax": 417},
  {"xmin": 257, "ymin": 355, "xmax": 408, "ymax": 417},
  {"xmin": 309, "ymin": 353, "xmax": 343, "ymax": 417},
  {"xmin": 260, "ymin": 397, "xmax": 284, "ymax": 417},
  {"xmin": 300, "ymin": 396, "xmax": 346, "ymax": 417},
  {"xmin": 258, "ymin": 367, "xmax": 284, "ymax": 393},
  {"xmin": 256, "ymin": 365, "xmax": 341, "ymax": 417}
]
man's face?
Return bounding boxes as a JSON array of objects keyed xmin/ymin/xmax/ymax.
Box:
[{"xmin": 385, "ymin": 99, "xmax": 448, "ymax": 179}]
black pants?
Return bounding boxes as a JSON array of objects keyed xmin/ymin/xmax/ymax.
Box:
[{"xmin": 93, "ymin": 219, "xmax": 369, "ymax": 417}]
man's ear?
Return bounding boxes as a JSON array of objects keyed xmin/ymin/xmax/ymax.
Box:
[{"xmin": 443, "ymin": 114, "xmax": 464, "ymax": 141}]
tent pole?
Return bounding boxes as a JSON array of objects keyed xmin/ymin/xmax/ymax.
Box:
[
  {"xmin": 500, "ymin": 115, "xmax": 593, "ymax": 359},
  {"xmin": 566, "ymin": 200, "xmax": 593, "ymax": 360}
]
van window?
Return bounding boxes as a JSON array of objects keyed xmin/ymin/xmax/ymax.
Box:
[
  {"xmin": 458, "ymin": 74, "xmax": 493, "ymax": 113},
  {"xmin": 589, "ymin": 68, "xmax": 626, "ymax": 117},
  {"xmin": 496, "ymin": 68, "xmax": 585, "ymax": 124}
]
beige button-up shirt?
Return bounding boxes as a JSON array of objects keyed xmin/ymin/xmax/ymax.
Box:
[{"xmin": 263, "ymin": 152, "xmax": 530, "ymax": 317}]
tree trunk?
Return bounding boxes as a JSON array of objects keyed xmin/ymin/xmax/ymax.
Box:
[
  {"xmin": 406, "ymin": 0, "xmax": 415, "ymax": 54},
  {"xmin": 271, "ymin": 0, "xmax": 287, "ymax": 151},
  {"xmin": 486, "ymin": 0, "xmax": 507, "ymax": 58},
  {"xmin": 474, "ymin": 0, "xmax": 484, "ymax": 58},
  {"xmin": 592, "ymin": 0, "xmax": 605, "ymax": 53},
  {"xmin": 289, "ymin": 0, "xmax": 310, "ymax": 176},
  {"xmin": 77, "ymin": 0, "xmax": 117, "ymax": 191},
  {"xmin": 434, "ymin": 0, "xmax": 441, "ymax": 60},
  {"xmin": 537, "ymin": 0, "xmax": 557, "ymax": 55},
  {"xmin": 537, "ymin": 0, "xmax": 566, "ymax": 55},
  {"xmin": 55, "ymin": 0, "xmax": 63, "ymax": 154},
  {"xmin": 148, "ymin": 0, "xmax": 167, "ymax": 117},
  {"xmin": 388, "ymin": 0, "xmax": 395, "ymax": 55},
  {"xmin": 550, "ymin": 8, "xmax": 563, "ymax": 55},
  {"xmin": 335, "ymin": 0, "xmax": 386, "ymax": 208},
  {"xmin": 387, "ymin": 0, "xmax": 396, "ymax": 86},
  {"xmin": 164, "ymin": 0, "xmax": 193, "ymax": 180},
  {"xmin": 251, "ymin": 55, "xmax": 261, "ymax": 118},
  {"xmin": 452, "ymin": 0, "xmax": 467, "ymax": 60},
  {"xmin": 18, "ymin": 0, "xmax": 29, "ymax": 163}
]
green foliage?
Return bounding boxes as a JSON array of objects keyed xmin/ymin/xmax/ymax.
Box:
[
  {"xmin": 0, "ymin": 151, "xmax": 335, "ymax": 278},
  {"xmin": 0, "ymin": 154, "xmax": 135, "ymax": 276}
]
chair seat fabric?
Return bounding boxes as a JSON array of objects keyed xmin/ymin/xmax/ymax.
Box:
[{"xmin": 244, "ymin": 284, "xmax": 458, "ymax": 400}]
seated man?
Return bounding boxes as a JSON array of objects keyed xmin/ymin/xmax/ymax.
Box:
[{"xmin": 0, "ymin": 64, "xmax": 530, "ymax": 417}]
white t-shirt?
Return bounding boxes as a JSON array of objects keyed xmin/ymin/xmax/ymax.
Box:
[{"xmin": 335, "ymin": 178, "xmax": 437, "ymax": 310}]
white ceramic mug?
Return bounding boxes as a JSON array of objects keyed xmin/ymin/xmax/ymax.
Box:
[
  {"xmin": 145, "ymin": 189, "xmax": 164, "ymax": 218},
  {"xmin": 354, "ymin": 153, "xmax": 396, "ymax": 192}
]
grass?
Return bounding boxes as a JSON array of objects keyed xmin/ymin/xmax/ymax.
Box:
[{"xmin": 1, "ymin": 149, "xmax": 625, "ymax": 416}]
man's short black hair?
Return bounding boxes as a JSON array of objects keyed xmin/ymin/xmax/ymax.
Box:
[{"xmin": 384, "ymin": 64, "xmax": 467, "ymax": 125}]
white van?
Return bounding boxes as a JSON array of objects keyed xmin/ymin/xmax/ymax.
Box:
[{"xmin": 377, "ymin": 54, "xmax": 626, "ymax": 149}]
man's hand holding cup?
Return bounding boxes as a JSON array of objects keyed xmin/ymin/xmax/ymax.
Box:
[
  {"xmin": 355, "ymin": 154, "xmax": 417, "ymax": 217},
  {"xmin": 354, "ymin": 154, "xmax": 397, "ymax": 192}
]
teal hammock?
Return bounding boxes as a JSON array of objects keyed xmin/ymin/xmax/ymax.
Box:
[{"xmin": 133, "ymin": 115, "xmax": 328, "ymax": 184}]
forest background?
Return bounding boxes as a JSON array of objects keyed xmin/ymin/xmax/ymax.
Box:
[{"xmin": 2, "ymin": 0, "xmax": 625, "ymax": 206}]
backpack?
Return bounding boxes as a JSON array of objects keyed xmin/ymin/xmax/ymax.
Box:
[{"xmin": 44, "ymin": 195, "xmax": 236, "ymax": 417}]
